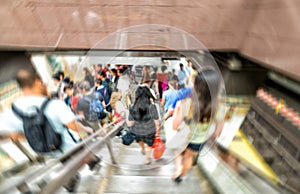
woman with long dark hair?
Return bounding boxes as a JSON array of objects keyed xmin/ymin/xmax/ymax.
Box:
[
  {"xmin": 83, "ymin": 67, "xmax": 94, "ymax": 88},
  {"xmin": 126, "ymin": 85, "xmax": 160, "ymax": 165},
  {"xmin": 172, "ymin": 69, "xmax": 224, "ymax": 182}
]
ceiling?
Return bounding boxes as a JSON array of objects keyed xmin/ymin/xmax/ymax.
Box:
[{"xmin": 0, "ymin": 0, "xmax": 299, "ymax": 81}]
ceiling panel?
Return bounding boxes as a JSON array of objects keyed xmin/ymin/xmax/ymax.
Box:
[{"xmin": 0, "ymin": 0, "xmax": 299, "ymax": 80}]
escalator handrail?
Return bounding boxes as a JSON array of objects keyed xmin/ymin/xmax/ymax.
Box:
[{"xmin": 0, "ymin": 120, "xmax": 125, "ymax": 194}]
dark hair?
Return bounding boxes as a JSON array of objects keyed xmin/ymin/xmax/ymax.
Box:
[
  {"xmin": 118, "ymin": 67, "xmax": 127, "ymax": 74},
  {"xmin": 161, "ymin": 65, "xmax": 167, "ymax": 72},
  {"xmin": 63, "ymin": 84, "xmax": 73, "ymax": 92},
  {"xmin": 58, "ymin": 71, "xmax": 64, "ymax": 78},
  {"xmin": 63, "ymin": 77, "xmax": 70, "ymax": 83},
  {"xmin": 99, "ymin": 71, "xmax": 106, "ymax": 77},
  {"xmin": 191, "ymin": 69, "xmax": 220, "ymax": 122},
  {"xmin": 131, "ymin": 86, "xmax": 154, "ymax": 121},
  {"xmin": 96, "ymin": 79, "xmax": 102, "ymax": 85},
  {"xmin": 52, "ymin": 73, "xmax": 60, "ymax": 81},
  {"xmin": 110, "ymin": 68, "xmax": 117, "ymax": 74},
  {"xmin": 16, "ymin": 69, "xmax": 41, "ymax": 89}
]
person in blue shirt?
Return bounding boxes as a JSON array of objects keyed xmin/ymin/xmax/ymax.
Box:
[{"xmin": 177, "ymin": 63, "xmax": 187, "ymax": 89}]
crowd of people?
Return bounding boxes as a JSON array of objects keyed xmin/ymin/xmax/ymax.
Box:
[
  {"xmin": 50, "ymin": 61, "xmax": 223, "ymax": 183},
  {"xmin": 47, "ymin": 62, "xmax": 194, "ymax": 133},
  {"xmin": 0, "ymin": 58, "xmax": 224, "ymax": 188}
]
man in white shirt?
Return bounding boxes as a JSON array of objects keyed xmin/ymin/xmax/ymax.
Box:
[
  {"xmin": 117, "ymin": 67, "xmax": 133, "ymax": 108},
  {"xmin": 116, "ymin": 67, "xmax": 131, "ymax": 97},
  {"xmin": 0, "ymin": 69, "xmax": 99, "ymax": 191},
  {"xmin": 0, "ymin": 69, "xmax": 93, "ymax": 154}
]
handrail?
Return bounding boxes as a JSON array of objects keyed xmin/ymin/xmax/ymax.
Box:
[
  {"xmin": 41, "ymin": 121, "xmax": 125, "ymax": 194},
  {"xmin": 0, "ymin": 120, "xmax": 125, "ymax": 194},
  {"xmin": 56, "ymin": 120, "xmax": 120, "ymax": 163}
]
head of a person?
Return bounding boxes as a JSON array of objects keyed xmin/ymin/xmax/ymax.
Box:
[
  {"xmin": 63, "ymin": 84, "xmax": 74, "ymax": 96},
  {"xmin": 62, "ymin": 77, "xmax": 70, "ymax": 84},
  {"xmin": 52, "ymin": 73, "xmax": 60, "ymax": 85},
  {"xmin": 109, "ymin": 91, "xmax": 121, "ymax": 109},
  {"xmin": 179, "ymin": 63, "xmax": 184, "ymax": 70},
  {"xmin": 110, "ymin": 68, "xmax": 117, "ymax": 76},
  {"xmin": 95, "ymin": 79, "xmax": 102, "ymax": 86},
  {"xmin": 58, "ymin": 71, "xmax": 64, "ymax": 81},
  {"xmin": 192, "ymin": 69, "xmax": 220, "ymax": 122},
  {"xmin": 132, "ymin": 85, "xmax": 155, "ymax": 120},
  {"xmin": 134, "ymin": 85, "xmax": 154, "ymax": 103},
  {"xmin": 79, "ymin": 80, "xmax": 91, "ymax": 94},
  {"xmin": 99, "ymin": 71, "xmax": 106, "ymax": 79},
  {"xmin": 95, "ymin": 64, "xmax": 102, "ymax": 72},
  {"xmin": 118, "ymin": 67, "xmax": 126, "ymax": 76},
  {"xmin": 187, "ymin": 59, "xmax": 192, "ymax": 67},
  {"xmin": 172, "ymin": 69, "xmax": 176, "ymax": 74},
  {"xmin": 16, "ymin": 69, "xmax": 48, "ymax": 96},
  {"xmin": 161, "ymin": 65, "xmax": 167, "ymax": 73}
]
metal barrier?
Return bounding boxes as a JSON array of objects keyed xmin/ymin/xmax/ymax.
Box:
[{"xmin": 0, "ymin": 121, "xmax": 125, "ymax": 194}]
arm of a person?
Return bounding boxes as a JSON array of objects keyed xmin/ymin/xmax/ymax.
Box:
[
  {"xmin": 154, "ymin": 81, "xmax": 159, "ymax": 96},
  {"xmin": 0, "ymin": 132, "xmax": 26, "ymax": 141},
  {"xmin": 126, "ymin": 108, "xmax": 134, "ymax": 127},
  {"xmin": 164, "ymin": 108, "xmax": 174, "ymax": 121},
  {"xmin": 126, "ymin": 116, "xmax": 134, "ymax": 127},
  {"xmin": 161, "ymin": 97, "xmax": 166, "ymax": 107},
  {"xmin": 65, "ymin": 120, "xmax": 93, "ymax": 135},
  {"xmin": 76, "ymin": 110, "xmax": 85, "ymax": 120},
  {"xmin": 172, "ymin": 101, "xmax": 184, "ymax": 130},
  {"xmin": 101, "ymin": 100, "xmax": 106, "ymax": 109},
  {"xmin": 154, "ymin": 119, "xmax": 161, "ymax": 136}
]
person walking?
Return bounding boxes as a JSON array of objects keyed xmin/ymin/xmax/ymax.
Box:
[
  {"xmin": 177, "ymin": 63, "xmax": 187, "ymax": 89},
  {"xmin": 171, "ymin": 69, "xmax": 224, "ymax": 183},
  {"xmin": 126, "ymin": 85, "xmax": 161, "ymax": 165},
  {"xmin": 76, "ymin": 81, "xmax": 108, "ymax": 131},
  {"xmin": 0, "ymin": 69, "xmax": 98, "ymax": 192}
]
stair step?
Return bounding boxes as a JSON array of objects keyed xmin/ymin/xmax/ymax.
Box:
[
  {"xmin": 102, "ymin": 174, "xmax": 209, "ymax": 194},
  {"xmin": 76, "ymin": 138, "xmax": 214, "ymax": 193}
]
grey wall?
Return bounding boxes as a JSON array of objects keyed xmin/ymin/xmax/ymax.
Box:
[
  {"xmin": 220, "ymin": 65, "xmax": 268, "ymax": 95},
  {"xmin": 0, "ymin": 52, "xmax": 34, "ymax": 84}
]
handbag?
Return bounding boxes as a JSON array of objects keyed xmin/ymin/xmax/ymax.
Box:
[
  {"xmin": 164, "ymin": 117, "xmax": 190, "ymax": 150},
  {"xmin": 152, "ymin": 136, "xmax": 166, "ymax": 160},
  {"xmin": 122, "ymin": 131, "xmax": 136, "ymax": 146}
]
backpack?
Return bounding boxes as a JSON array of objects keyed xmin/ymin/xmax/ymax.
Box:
[
  {"xmin": 83, "ymin": 93, "xmax": 106, "ymax": 122},
  {"xmin": 96, "ymin": 86, "xmax": 110, "ymax": 105},
  {"xmin": 108, "ymin": 81, "xmax": 116, "ymax": 95},
  {"xmin": 12, "ymin": 99, "xmax": 62, "ymax": 153}
]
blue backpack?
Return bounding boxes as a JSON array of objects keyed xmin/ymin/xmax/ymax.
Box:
[{"xmin": 84, "ymin": 93, "xmax": 106, "ymax": 121}]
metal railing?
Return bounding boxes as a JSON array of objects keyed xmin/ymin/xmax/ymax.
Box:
[{"xmin": 0, "ymin": 120, "xmax": 125, "ymax": 194}]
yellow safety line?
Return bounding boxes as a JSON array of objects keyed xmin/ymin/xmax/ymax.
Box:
[{"xmin": 228, "ymin": 130, "xmax": 279, "ymax": 184}]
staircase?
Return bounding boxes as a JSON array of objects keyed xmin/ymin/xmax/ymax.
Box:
[{"xmin": 71, "ymin": 137, "xmax": 215, "ymax": 194}]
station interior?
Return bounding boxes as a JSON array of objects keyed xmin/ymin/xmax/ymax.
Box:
[{"xmin": 0, "ymin": 1, "xmax": 299, "ymax": 194}]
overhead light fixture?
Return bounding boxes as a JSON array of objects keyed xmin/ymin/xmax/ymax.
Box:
[{"xmin": 228, "ymin": 56, "xmax": 242, "ymax": 71}]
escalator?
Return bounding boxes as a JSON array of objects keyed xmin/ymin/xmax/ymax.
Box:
[{"xmin": 74, "ymin": 137, "xmax": 215, "ymax": 194}]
